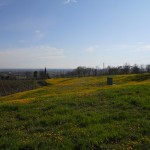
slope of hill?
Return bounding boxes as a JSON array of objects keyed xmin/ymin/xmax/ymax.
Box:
[
  {"xmin": 0, "ymin": 80, "xmax": 40, "ymax": 96},
  {"xmin": 0, "ymin": 74, "xmax": 150, "ymax": 149}
]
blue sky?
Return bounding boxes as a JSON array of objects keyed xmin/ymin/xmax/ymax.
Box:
[{"xmin": 0, "ymin": 0, "xmax": 150, "ymax": 68}]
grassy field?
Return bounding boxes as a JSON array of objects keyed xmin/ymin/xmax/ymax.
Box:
[{"xmin": 0, "ymin": 74, "xmax": 150, "ymax": 149}]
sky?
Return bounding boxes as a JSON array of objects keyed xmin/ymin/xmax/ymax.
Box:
[{"xmin": 0, "ymin": 0, "xmax": 150, "ymax": 69}]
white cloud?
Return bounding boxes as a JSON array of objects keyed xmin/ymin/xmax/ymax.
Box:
[
  {"xmin": 35, "ymin": 30, "xmax": 46, "ymax": 39},
  {"xmin": 0, "ymin": 46, "xmax": 65, "ymax": 68},
  {"xmin": 112, "ymin": 44, "xmax": 132, "ymax": 49},
  {"xmin": 132, "ymin": 43, "xmax": 150, "ymax": 52},
  {"xmin": 84, "ymin": 43, "xmax": 150, "ymax": 54},
  {"xmin": 139, "ymin": 45, "xmax": 150, "ymax": 51},
  {"xmin": 85, "ymin": 45, "xmax": 99, "ymax": 53},
  {"xmin": 64, "ymin": 0, "xmax": 77, "ymax": 4},
  {"xmin": 112, "ymin": 43, "xmax": 150, "ymax": 52}
]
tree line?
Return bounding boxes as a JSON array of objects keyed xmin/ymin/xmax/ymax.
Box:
[
  {"xmin": 0, "ymin": 64, "xmax": 150, "ymax": 80},
  {"xmin": 55, "ymin": 64, "xmax": 150, "ymax": 78}
]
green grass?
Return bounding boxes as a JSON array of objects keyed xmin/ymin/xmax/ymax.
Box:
[{"xmin": 0, "ymin": 74, "xmax": 150, "ymax": 149}]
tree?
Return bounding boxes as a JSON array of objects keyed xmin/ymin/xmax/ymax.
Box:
[
  {"xmin": 146, "ymin": 64, "xmax": 150, "ymax": 73},
  {"xmin": 76, "ymin": 66, "xmax": 85, "ymax": 77},
  {"xmin": 45, "ymin": 67, "xmax": 47, "ymax": 76},
  {"xmin": 131, "ymin": 64, "xmax": 140, "ymax": 74},
  {"xmin": 107, "ymin": 66, "xmax": 119, "ymax": 75},
  {"xmin": 33, "ymin": 71, "xmax": 38, "ymax": 79},
  {"xmin": 122, "ymin": 64, "xmax": 131, "ymax": 74}
]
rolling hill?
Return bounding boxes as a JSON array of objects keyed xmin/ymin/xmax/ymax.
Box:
[{"xmin": 0, "ymin": 74, "xmax": 150, "ymax": 149}]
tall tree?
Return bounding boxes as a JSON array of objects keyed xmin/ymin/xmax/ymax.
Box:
[
  {"xmin": 45, "ymin": 67, "xmax": 47, "ymax": 76},
  {"xmin": 33, "ymin": 71, "xmax": 38, "ymax": 79}
]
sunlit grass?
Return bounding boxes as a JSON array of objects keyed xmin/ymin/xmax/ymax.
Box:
[{"xmin": 0, "ymin": 73, "xmax": 150, "ymax": 149}]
